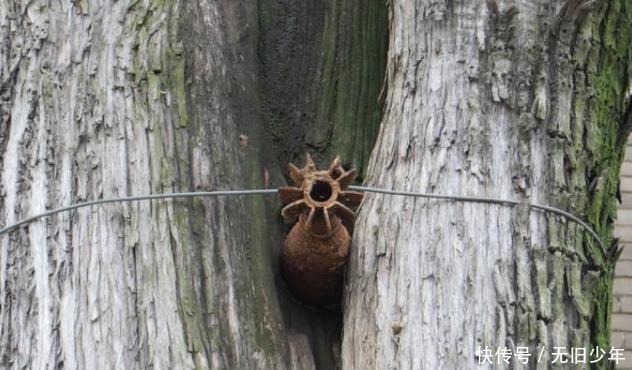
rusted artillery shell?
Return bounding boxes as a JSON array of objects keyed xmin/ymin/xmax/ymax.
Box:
[
  {"xmin": 278, "ymin": 154, "xmax": 363, "ymax": 307},
  {"xmin": 281, "ymin": 214, "xmax": 350, "ymax": 306}
]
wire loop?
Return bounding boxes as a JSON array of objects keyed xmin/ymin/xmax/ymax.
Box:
[{"xmin": 0, "ymin": 186, "xmax": 606, "ymax": 255}]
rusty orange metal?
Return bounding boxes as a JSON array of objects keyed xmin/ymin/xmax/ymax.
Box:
[{"xmin": 278, "ymin": 154, "xmax": 364, "ymax": 307}]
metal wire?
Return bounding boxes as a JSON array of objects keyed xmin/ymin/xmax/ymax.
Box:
[
  {"xmin": 0, "ymin": 189, "xmax": 277, "ymax": 237},
  {"xmin": 0, "ymin": 185, "xmax": 606, "ymax": 255},
  {"xmin": 348, "ymin": 185, "xmax": 606, "ymax": 255}
]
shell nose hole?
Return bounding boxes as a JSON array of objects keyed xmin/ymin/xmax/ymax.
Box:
[{"xmin": 310, "ymin": 180, "xmax": 333, "ymax": 202}]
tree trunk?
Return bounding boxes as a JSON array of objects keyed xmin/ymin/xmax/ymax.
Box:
[
  {"xmin": 343, "ymin": 0, "xmax": 631, "ymax": 369},
  {"xmin": 2, "ymin": 0, "xmax": 629, "ymax": 369},
  {"xmin": 0, "ymin": 0, "xmax": 386, "ymax": 369}
]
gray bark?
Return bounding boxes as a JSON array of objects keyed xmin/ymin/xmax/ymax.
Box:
[
  {"xmin": 0, "ymin": 1, "xmax": 287, "ymax": 369},
  {"xmin": 343, "ymin": 0, "xmax": 631, "ymax": 369}
]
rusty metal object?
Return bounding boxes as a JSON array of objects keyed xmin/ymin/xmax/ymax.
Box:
[{"xmin": 278, "ymin": 154, "xmax": 364, "ymax": 306}]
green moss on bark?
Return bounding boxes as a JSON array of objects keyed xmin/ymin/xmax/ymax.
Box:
[
  {"xmin": 580, "ymin": 0, "xmax": 632, "ymax": 364},
  {"xmin": 258, "ymin": 0, "xmax": 388, "ymax": 179},
  {"xmin": 318, "ymin": 0, "xmax": 388, "ymax": 178}
]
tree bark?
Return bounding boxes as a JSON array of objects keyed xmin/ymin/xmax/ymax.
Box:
[
  {"xmin": 3, "ymin": 0, "xmax": 629, "ymax": 369},
  {"xmin": 0, "ymin": 1, "xmax": 288, "ymax": 368},
  {"xmin": 0, "ymin": 0, "xmax": 386, "ymax": 369},
  {"xmin": 343, "ymin": 0, "xmax": 631, "ymax": 369}
]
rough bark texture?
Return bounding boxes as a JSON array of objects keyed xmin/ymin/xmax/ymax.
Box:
[
  {"xmin": 343, "ymin": 0, "xmax": 631, "ymax": 369},
  {"xmin": 0, "ymin": 0, "xmax": 386, "ymax": 369},
  {"xmin": 0, "ymin": 1, "xmax": 286, "ymax": 368},
  {"xmin": 258, "ymin": 0, "xmax": 388, "ymax": 179}
]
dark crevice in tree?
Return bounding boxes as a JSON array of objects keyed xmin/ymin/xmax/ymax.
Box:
[
  {"xmin": 257, "ymin": 0, "xmax": 388, "ymax": 179},
  {"xmin": 256, "ymin": 0, "xmax": 388, "ymax": 368},
  {"xmin": 616, "ymin": 91, "xmax": 632, "ymax": 148}
]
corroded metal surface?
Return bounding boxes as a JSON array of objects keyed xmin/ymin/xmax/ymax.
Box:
[{"xmin": 279, "ymin": 154, "xmax": 363, "ymax": 306}]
